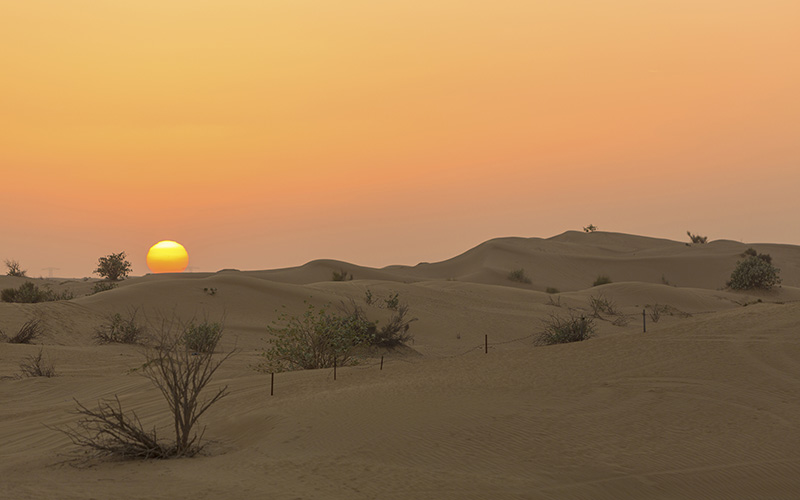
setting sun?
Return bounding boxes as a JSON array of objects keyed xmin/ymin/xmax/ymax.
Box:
[{"xmin": 146, "ymin": 240, "xmax": 189, "ymax": 274}]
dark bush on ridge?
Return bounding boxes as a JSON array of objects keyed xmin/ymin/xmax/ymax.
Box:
[
  {"xmin": 727, "ymin": 253, "xmax": 781, "ymax": 291},
  {"xmin": 1, "ymin": 282, "xmax": 73, "ymax": 303}
]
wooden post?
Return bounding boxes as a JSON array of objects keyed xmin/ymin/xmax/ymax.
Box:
[
  {"xmin": 485, "ymin": 334, "xmax": 488, "ymax": 354},
  {"xmin": 270, "ymin": 372, "xmax": 274, "ymax": 396},
  {"xmin": 380, "ymin": 355, "xmax": 384, "ymax": 371},
  {"xmin": 643, "ymin": 309, "xmax": 646, "ymax": 333},
  {"xmin": 334, "ymin": 358, "xmax": 337, "ymax": 381}
]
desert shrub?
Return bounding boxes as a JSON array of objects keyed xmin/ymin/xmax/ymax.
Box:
[
  {"xmin": 331, "ymin": 269, "xmax": 353, "ymax": 281},
  {"xmin": 545, "ymin": 287, "xmax": 560, "ymax": 294},
  {"xmin": 583, "ymin": 224, "xmax": 598, "ymax": 233},
  {"xmin": 90, "ymin": 282, "xmax": 118, "ymax": 294},
  {"xmin": 5, "ymin": 259, "xmax": 27, "ymax": 277},
  {"xmin": 536, "ymin": 313, "xmax": 595, "ymax": 345},
  {"xmin": 687, "ymin": 231, "xmax": 708, "ymax": 244},
  {"xmin": 261, "ymin": 302, "xmax": 372, "ymax": 372},
  {"xmin": 507, "ymin": 268, "xmax": 532, "ymax": 284},
  {"xmin": 727, "ymin": 255, "xmax": 781, "ymax": 290},
  {"xmin": 95, "ymin": 311, "xmax": 146, "ymax": 344},
  {"xmin": 94, "ymin": 252, "xmax": 132, "ymax": 281},
  {"xmin": 344, "ymin": 291, "xmax": 416, "ymax": 348},
  {"xmin": 593, "ymin": 275, "xmax": 612, "ymax": 287},
  {"xmin": 19, "ymin": 348, "xmax": 56, "ymax": 377},
  {"xmin": 648, "ymin": 304, "xmax": 668, "ymax": 323},
  {"xmin": 589, "ymin": 294, "xmax": 619, "ymax": 318},
  {"xmin": 1, "ymin": 282, "xmax": 72, "ymax": 303},
  {"xmin": 546, "ymin": 295, "xmax": 561, "ymax": 307},
  {"xmin": 8, "ymin": 319, "xmax": 44, "ymax": 344},
  {"xmin": 57, "ymin": 323, "xmax": 233, "ymax": 459},
  {"xmin": 203, "ymin": 287, "xmax": 217, "ymax": 296},
  {"xmin": 182, "ymin": 320, "xmax": 223, "ymax": 353}
]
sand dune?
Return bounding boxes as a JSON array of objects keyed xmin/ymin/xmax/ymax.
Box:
[{"xmin": 2, "ymin": 231, "xmax": 800, "ymax": 499}]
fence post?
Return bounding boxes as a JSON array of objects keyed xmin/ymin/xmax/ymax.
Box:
[
  {"xmin": 643, "ymin": 308, "xmax": 646, "ymax": 333},
  {"xmin": 334, "ymin": 358, "xmax": 337, "ymax": 381},
  {"xmin": 380, "ymin": 355, "xmax": 384, "ymax": 371},
  {"xmin": 270, "ymin": 372, "xmax": 274, "ymax": 396},
  {"xmin": 485, "ymin": 334, "xmax": 488, "ymax": 354}
]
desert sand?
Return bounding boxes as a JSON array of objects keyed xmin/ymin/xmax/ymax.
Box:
[{"xmin": 2, "ymin": 231, "xmax": 800, "ymax": 499}]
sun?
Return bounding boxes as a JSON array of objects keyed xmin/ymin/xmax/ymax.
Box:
[{"xmin": 147, "ymin": 240, "xmax": 189, "ymax": 273}]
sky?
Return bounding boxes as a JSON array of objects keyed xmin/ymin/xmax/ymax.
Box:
[{"xmin": 2, "ymin": 1, "xmax": 798, "ymax": 278}]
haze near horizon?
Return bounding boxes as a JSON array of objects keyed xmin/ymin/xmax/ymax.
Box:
[{"xmin": 2, "ymin": 1, "xmax": 798, "ymax": 277}]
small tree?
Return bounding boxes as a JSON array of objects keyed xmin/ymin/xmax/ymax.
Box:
[
  {"xmin": 727, "ymin": 254, "xmax": 781, "ymax": 290},
  {"xmin": 687, "ymin": 231, "xmax": 708, "ymax": 244},
  {"xmin": 57, "ymin": 321, "xmax": 233, "ymax": 459},
  {"xmin": 4, "ymin": 259, "xmax": 27, "ymax": 277},
  {"xmin": 583, "ymin": 224, "xmax": 598, "ymax": 233},
  {"xmin": 94, "ymin": 252, "xmax": 132, "ymax": 281}
]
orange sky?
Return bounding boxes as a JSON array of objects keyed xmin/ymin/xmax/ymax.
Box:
[{"xmin": 2, "ymin": 1, "xmax": 799, "ymax": 277}]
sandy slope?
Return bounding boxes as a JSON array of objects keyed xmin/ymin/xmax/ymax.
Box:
[{"xmin": 2, "ymin": 231, "xmax": 800, "ymax": 499}]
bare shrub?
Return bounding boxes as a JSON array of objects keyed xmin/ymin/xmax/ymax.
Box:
[
  {"xmin": 687, "ymin": 231, "xmax": 708, "ymax": 244},
  {"xmin": 19, "ymin": 348, "xmax": 56, "ymax": 377},
  {"xmin": 589, "ymin": 294, "xmax": 619, "ymax": 318},
  {"xmin": 5, "ymin": 259, "xmax": 27, "ymax": 277},
  {"xmin": 8, "ymin": 318, "xmax": 43, "ymax": 344},
  {"xmin": 648, "ymin": 304, "xmax": 668, "ymax": 323},
  {"xmin": 546, "ymin": 295, "xmax": 561, "ymax": 307},
  {"xmin": 95, "ymin": 310, "xmax": 146, "ymax": 344},
  {"xmin": 507, "ymin": 268, "xmax": 531, "ymax": 284},
  {"xmin": 536, "ymin": 313, "xmax": 595, "ymax": 346},
  {"xmin": 583, "ymin": 224, "xmax": 598, "ymax": 233},
  {"xmin": 58, "ymin": 321, "xmax": 233, "ymax": 459}
]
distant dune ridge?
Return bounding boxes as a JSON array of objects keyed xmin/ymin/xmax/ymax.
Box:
[{"xmin": 2, "ymin": 231, "xmax": 800, "ymax": 499}]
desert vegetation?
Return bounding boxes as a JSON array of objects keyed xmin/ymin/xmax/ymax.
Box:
[
  {"xmin": 4, "ymin": 259, "xmax": 27, "ymax": 277},
  {"xmin": 90, "ymin": 282, "xmax": 118, "ymax": 294},
  {"xmin": 583, "ymin": 224, "xmax": 598, "ymax": 233},
  {"xmin": 94, "ymin": 252, "xmax": 132, "ymax": 281},
  {"xmin": 261, "ymin": 291, "xmax": 416, "ymax": 372},
  {"xmin": 727, "ymin": 250, "xmax": 781, "ymax": 290},
  {"xmin": 19, "ymin": 348, "xmax": 57, "ymax": 378},
  {"xmin": 182, "ymin": 320, "xmax": 223, "ymax": 353},
  {"xmin": 1, "ymin": 282, "xmax": 74, "ymax": 303},
  {"xmin": 3, "ymin": 318, "xmax": 44, "ymax": 344},
  {"xmin": 536, "ymin": 313, "xmax": 595, "ymax": 345},
  {"xmin": 507, "ymin": 268, "xmax": 532, "ymax": 284},
  {"xmin": 57, "ymin": 321, "xmax": 233, "ymax": 459},
  {"xmin": 331, "ymin": 269, "xmax": 353, "ymax": 281},
  {"xmin": 95, "ymin": 310, "xmax": 147, "ymax": 344},
  {"xmin": 687, "ymin": 231, "xmax": 708, "ymax": 244},
  {"xmin": 592, "ymin": 274, "xmax": 612, "ymax": 287}
]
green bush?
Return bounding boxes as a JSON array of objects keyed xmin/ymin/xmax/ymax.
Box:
[
  {"xmin": 182, "ymin": 321, "xmax": 223, "ymax": 353},
  {"xmin": 727, "ymin": 254, "xmax": 781, "ymax": 290},
  {"xmin": 261, "ymin": 303, "xmax": 372, "ymax": 372},
  {"xmin": 507, "ymin": 268, "xmax": 532, "ymax": 284},
  {"xmin": 536, "ymin": 313, "xmax": 595, "ymax": 345},
  {"xmin": 94, "ymin": 252, "xmax": 132, "ymax": 281},
  {"xmin": 1, "ymin": 282, "xmax": 73, "ymax": 303},
  {"xmin": 593, "ymin": 275, "xmax": 612, "ymax": 287}
]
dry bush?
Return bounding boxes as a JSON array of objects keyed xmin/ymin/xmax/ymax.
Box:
[
  {"xmin": 95, "ymin": 310, "xmax": 146, "ymax": 344},
  {"xmin": 589, "ymin": 294, "xmax": 619, "ymax": 318},
  {"xmin": 19, "ymin": 348, "xmax": 56, "ymax": 377},
  {"xmin": 1, "ymin": 282, "xmax": 73, "ymax": 303},
  {"xmin": 648, "ymin": 304, "xmax": 668, "ymax": 323},
  {"xmin": 57, "ymin": 321, "xmax": 233, "ymax": 459},
  {"xmin": 5, "ymin": 259, "xmax": 27, "ymax": 277},
  {"xmin": 536, "ymin": 313, "xmax": 595, "ymax": 346},
  {"xmin": 687, "ymin": 231, "xmax": 708, "ymax": 244},
  {"xmin": 331, "ymin": 269, "xmax": 353, "ymax": 281},
  {"xmin": 8, "ymin": 318, "xmax": 43, "ymax": 344},
  {"xmin": 546, "ymin": 295, "xmax": 562, "ymax": 307}
]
